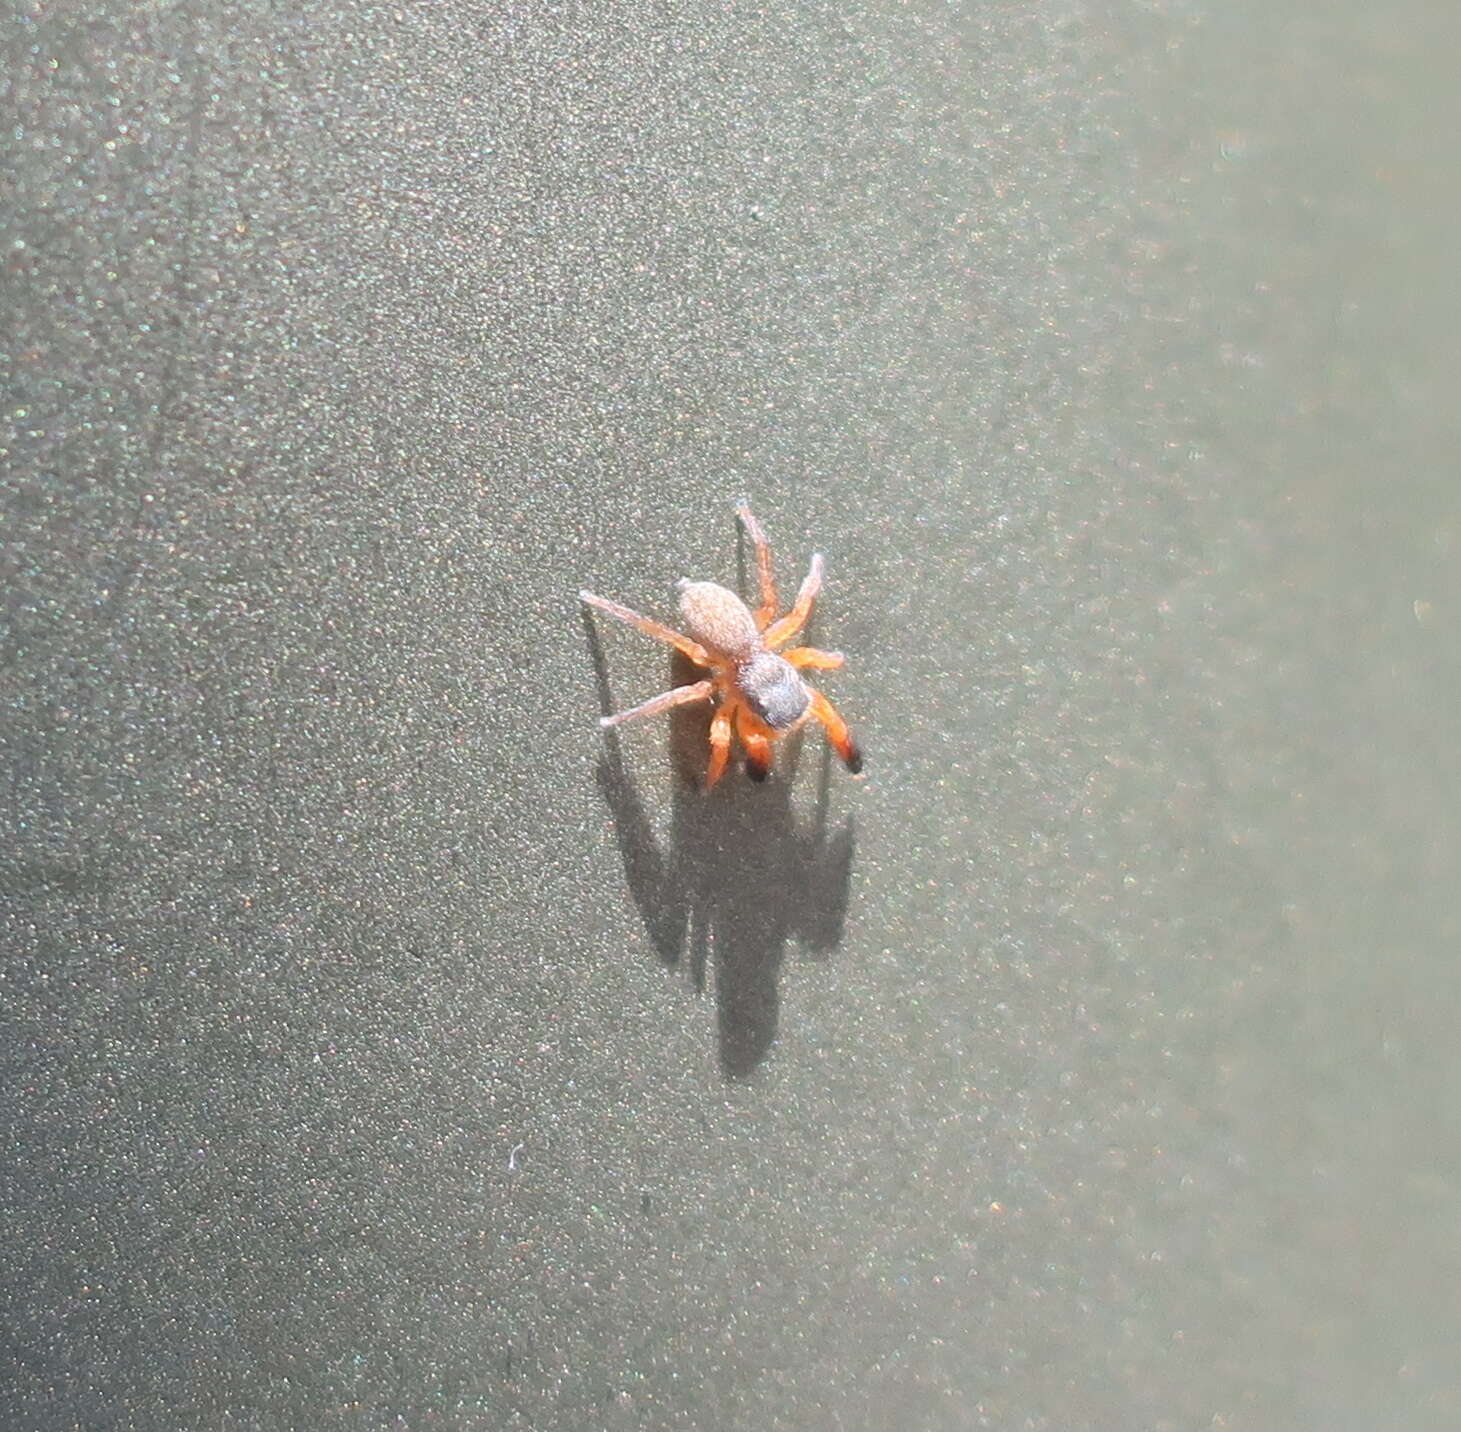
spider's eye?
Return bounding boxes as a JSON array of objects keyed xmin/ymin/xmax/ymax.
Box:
[{"xmin": 741, "ymin": 654, "xmax": 809, "ymax": 731}]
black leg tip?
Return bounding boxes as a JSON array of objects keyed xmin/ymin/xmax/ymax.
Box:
[
  {"xmin": 746, "ymin": 757, "xmax": 771, "ymax": 783},
  {"xmin": 844, "ymin": 743, "xmax": 864, "ymax": 776}
]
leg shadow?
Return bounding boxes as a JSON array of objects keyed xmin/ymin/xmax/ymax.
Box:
[{"xmin": 585, "ymin": 615, "xmax": 855, "ymax": 1078}]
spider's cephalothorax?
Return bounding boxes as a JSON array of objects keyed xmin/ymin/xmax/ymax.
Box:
[
  {"xmin": 581, "ymin": 504, "xmax": 862, "ymax": 789},
  {"xmin": 736, "ymin": 652, "xmax": 809, "ymax": 732}
]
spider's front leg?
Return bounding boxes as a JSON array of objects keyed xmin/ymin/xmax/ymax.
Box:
[{"xmin": 808, "ymin": 689, "xmax": 863, "ymax": 775}]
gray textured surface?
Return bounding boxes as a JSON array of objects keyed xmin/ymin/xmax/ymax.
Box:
[{"xmin": 4, "ymin": 2, "xmax": 1460, "ymax": 1428}]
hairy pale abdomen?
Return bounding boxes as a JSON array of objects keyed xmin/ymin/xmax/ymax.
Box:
[{"xmin": 677, "ymin": 580, "xmax": 760, "ymax": 659}]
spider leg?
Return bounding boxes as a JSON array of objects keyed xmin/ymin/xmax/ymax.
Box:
[
  {"xmin": 735, "ymin": 502, "xmax": 778, "ymax": 628},
  {"xmin": 782, "ymin": 645, "xmax": 844, "ymax": 671},
  {"xmin": 738, "ymin": 709, "xmax": 774, "ymax": 782},
  {"xmin": 704, "ymin": 703, "xmax": 734, "ymax": 790},
  {"xmin": 808, "ymin": 688, "xmax": 862, "ymax": 774},
  {"xmin": 599, "ymin": 679, "xmax": 713, "ymax": 729},
  {"xmin": 580, "ymin": 590, "xmax": 712, "ymax": 666},
  {"xmin": 763, "ymin": 553, "xmax": 824, "ymax": 648}
]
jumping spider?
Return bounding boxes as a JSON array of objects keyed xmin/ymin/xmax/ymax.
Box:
[{"xmin": 581, "ymin": 503, "xmax": 863, "ymax": 789}]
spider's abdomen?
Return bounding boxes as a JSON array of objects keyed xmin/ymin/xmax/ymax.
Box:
[
  {"xmin": 739, "ymin": 652, "xmax": 810, "ymax": 731},
  {"xmin": 677, "ymin": 580, "xmax": 759, "ymax": 659}
]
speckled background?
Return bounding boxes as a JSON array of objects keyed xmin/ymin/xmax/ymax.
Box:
[{"xmin": 4, "ymin": 2, "xmax": 1460, "ymax": 1429}]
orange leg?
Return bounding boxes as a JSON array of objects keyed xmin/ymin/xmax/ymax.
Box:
[
  {"xmin": 763, "ymin": 554, "xmax": 824, "ymax": 648},
  {"xmin": 600, "ymin": 679, "xmax": 713, "ymax": 728},
  {"xmin": 704, "ymin": 704, "xmax": 734, "ymax": 790},
  {"xmin": 782, "ymin": 646, "xmax": 844, "ymax": 671},
  {"xmin": 735, "ymin": 502, "xmax": 778, "ymax": 628},
  {"xmin": 808, "ymin": 688, "xmax": 862, "ymax": 774},
  {"xmin": 741, "ymin": 725, "xmax": 774, "ymax": 783},
  {"xmin": 580, "ymin": 590, "xmax": 711, "ymax": 666}
]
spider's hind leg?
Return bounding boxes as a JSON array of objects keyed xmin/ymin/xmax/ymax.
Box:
[
  {"xmin": 783, "ymin": 646, "xmax": 844, "ymax": 671},
  {"xmin": 580, "ymin": 590, "xmax": 712, "ymax": 666},
  {"xmin": 763, "ymin": 554, "xmax": 824, "ymax": 648},
  {"xmin": 736, "ymin": 502, "xmax": 779, "ymax": 629}
]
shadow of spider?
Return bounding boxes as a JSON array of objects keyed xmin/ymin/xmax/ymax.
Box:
[{"xmin": 584, "ymin": 618, "xmax": 856, "ymax": 1079}]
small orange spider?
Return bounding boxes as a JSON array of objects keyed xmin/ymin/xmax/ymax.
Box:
[{"xmin": 581, "ymin": 502, "xmax": 863, "ymax": 789}]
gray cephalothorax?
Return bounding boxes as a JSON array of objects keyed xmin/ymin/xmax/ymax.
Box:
[{"xmin": 738, "ymin": 651, "xmax": 810, "ymax": 730}]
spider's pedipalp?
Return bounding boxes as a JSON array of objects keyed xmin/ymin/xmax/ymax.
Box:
[
  {"xmin": 763, "ymin": 553, "xmax": 824, "ymax": 649},
  {"xmin": 741, "ymin": 726, "xmax": 773, "ymax": 782},
  {"xmin": 808, "ymin": 688, "xmax": 863, "ymax": 775},
  {"xmin": 580, "ymin": 589, "xmax": 712, "ymax": 666},
  {"xmin": 599, "ymin": 679, "xmax": 713, "ymax": 728},
  {"xmin": 705, "ymin": 704, "xmax": 735, "ymax": 790},
  {"xmin": 735, "ymin": 502, "xmax": 778, "ymax": 628}
]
